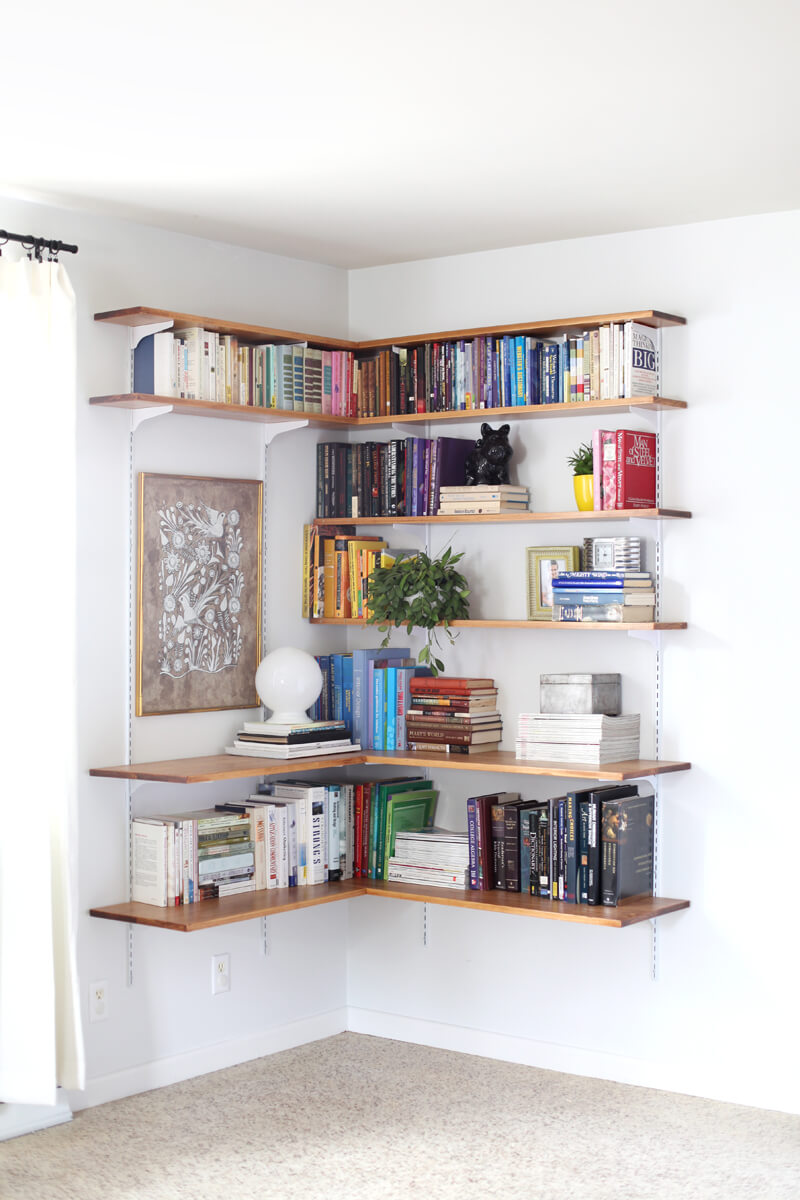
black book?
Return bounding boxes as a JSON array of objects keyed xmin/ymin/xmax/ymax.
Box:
[
  {"xmin": 575, "ymin": 783, "xmax": 639, "ymax": 904},
  {"xmin": 600, "ymin": 789, "xmax": 654, "ymax": 906}
]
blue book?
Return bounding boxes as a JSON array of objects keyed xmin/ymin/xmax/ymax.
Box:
[
  {"xmin": 372, "ymin": 669, "xmax": 386, "ymax": 750},
  {"xmin": 332, "ymin": 654, "xmax": 344, "ymax": 722},
  {"xmin": 342, "ymin": 654, "xmax": 354, "ymax": 736},
  {"xmin": 554, "ymin": 572, "xmax": 650, "ymax": 586},
  {"xmin": 552, "ymin": 589, "xmax": 653, "ymax": 606},
  {"xmin": 351, "ymin": 648, "xmax": 392, "ymax": 749},
  {"xmin": 385, "ymin": 667, "xmax": 398, "ymax": 751}
]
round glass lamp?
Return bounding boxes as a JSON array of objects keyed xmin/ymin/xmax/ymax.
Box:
[{"xmin": 255, "ymin": 647, "xmax": 323, "ymax": 725}]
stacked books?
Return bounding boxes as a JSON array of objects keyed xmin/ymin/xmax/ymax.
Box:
[
  {"xmin": 406, "ymin": 676, "xmax": 502, "ymax": 755},
  {"xmin": 515, "ymin": 713, "xmax": 640, "ymax": 764},
  {"xmin": 226, "ymin": 718, "xmax": 361, "ymax": 760},
  {"xmin": 550, "ymin": 570, "xmax": 656, "ymax": 623},
  {"xmin": 437, "ymin": 484, "xmax": 529, "ymax": 515},
  {"xmin": 387, "ymin": 828, "xmax": 470, "ymax": 889}
]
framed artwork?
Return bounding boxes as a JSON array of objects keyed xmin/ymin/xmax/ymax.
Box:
[
  {"xmin": 526, "ymin": 545, "xmax": 581, "ymax": 619},
  {"xmin": 137, "ymin": 473, "xmax": 262, "ymax": 715}
]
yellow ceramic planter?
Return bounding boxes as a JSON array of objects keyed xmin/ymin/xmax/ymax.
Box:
[{"xmin": 573, "ymin": 474, "xmax": 594, "ymax": 511}]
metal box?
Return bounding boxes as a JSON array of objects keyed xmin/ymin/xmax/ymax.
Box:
[{"xmin": 540, "ymin": 673, "xmax": 621, "ymax": 715}]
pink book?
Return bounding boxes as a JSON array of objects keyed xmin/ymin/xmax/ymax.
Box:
[{"xmin": 600, "ymin": 430, "xmax": 618, "ymax": 510}]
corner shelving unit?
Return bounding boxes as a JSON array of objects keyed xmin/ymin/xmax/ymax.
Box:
[{"xmin": 89, "ymin": 304, "xmax": 691, "ymax": 937}]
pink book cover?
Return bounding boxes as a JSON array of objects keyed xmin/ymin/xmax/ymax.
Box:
[
  {"xmin": 601, "ymin": 430, "xmax": 617, "ymax": 510},
  {"xmin": 331, "ymin": 352, "xmax": 341, "ymax": 416},
  {"xmin": 615, "ymin": 429, "xmax": 658, "ymax": 508}
]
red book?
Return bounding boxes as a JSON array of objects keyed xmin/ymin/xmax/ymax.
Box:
[
  {"xmin": 409, "ymin": 676, "xmax": 494, "ymax": 692},
  {"xmin": 615, "ymin": 429, "xmax": 657, "ymax": 509}
]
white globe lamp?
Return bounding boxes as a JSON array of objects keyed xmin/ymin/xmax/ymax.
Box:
[{"xmin": 255, "ymin": 647, "xmax": 323, "ymax": 726}]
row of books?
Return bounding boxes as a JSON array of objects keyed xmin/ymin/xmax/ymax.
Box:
[
  {"xmin": 404, "ymin": 676, "xmax": 502, "ymax": 755},
  {"xmin": 515, "ymin": 712, "xmax": 640, "ymax": 764},
  {"xmin": 592, "ymin": 428, "xmax": 658, "ymax": 510},
  {"xmin": 550, "ymin": 569, "xmax": 656, "ymax": 624},
  {"xmin": 131, "ymin": 807, "xmax": 257, "ymax": 907},
  {"xmin": 133, "ymin": 329, "xmax": 359, "ymax": 412},
  {"xmin": 302, "ymin": 648, "xmax": 432, "ymax": 750},
  {"xmin": 467, "ymin": 783, "xmax": 654, "ymax": 905},
  {"xmin": 302, "ymin": 529, "xmax": 406, "ymax": 620},
  {"xmin": 315, "ymin": 434, "xmax": 475, "ymax": 519}
]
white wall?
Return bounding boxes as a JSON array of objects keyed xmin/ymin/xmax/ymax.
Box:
[
  {"xmin": 346, "ymin": 212, "xmax": 800, "ymax": 1114},
  {"xmin": 1, "ymin": 195, "xmax": 352, "ymax": 1109},
  {"xmin": 4, "ymin": 196, "xmax": 797, "ymax": 1116}
]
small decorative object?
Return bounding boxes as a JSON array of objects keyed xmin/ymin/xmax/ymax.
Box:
[
  {"xmin": 365, "ymin": 546, "xmax": 470, "ymax": 675},
  {"xmin": 567, "ymin": 441, "xmax": 594, "ymax": 511},
  {"xmin": 540, "ymin": 673, "xmax": 622, "ymax": 716},
  {"xmin": 583, "ymin": 535, "xmax": 643, "ymax": 571},
  {"xmin": 464, "ymin": 422, "xmax": 513, "ymax": 486},
  {"xmin": 137, "ymin": 473, "xmax": 262, "ymax": 715},
  {"xmin": 526, "ymin": 545, "xmax": 581, "ymax": 619},
  {"xmin": 255, "ymin": 647, "xmax": 324, "ymax": 724}
]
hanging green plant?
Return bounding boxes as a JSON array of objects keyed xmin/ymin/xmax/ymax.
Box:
[{"xmin": 365, "ymin": 546, "xmax": 471, "ymax": 676}]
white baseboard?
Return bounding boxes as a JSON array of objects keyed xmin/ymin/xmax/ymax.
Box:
[
  {"xmin": 0, "ymin": 1094, "xmax": 72, "ymax": 1141},
  {"xmin": 346, "ymin": 1007, "xmax": 790, "ymax": 1111},
  {"xmin": 70, "ymin": 1007, "xmax": 348, "ymax": 1112}
]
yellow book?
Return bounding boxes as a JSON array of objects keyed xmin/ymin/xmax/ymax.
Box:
[{"xmin": 347, "ymin": 538, "xmax": 387, "ymax": 618}]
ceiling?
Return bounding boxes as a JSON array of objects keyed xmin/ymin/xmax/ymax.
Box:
[{"xmin": 3, "ymin": 0, "xmax": 798, "ymax": 269}]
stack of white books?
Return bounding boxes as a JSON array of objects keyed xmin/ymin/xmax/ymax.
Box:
[
  {"xmin": 437, "ymin": 484, "xmax": 529, "ymax": 515},
  {"xmin": 387, "ymin": 828, "xmax": 470, "ymax": 889},
  {"xmin": 515, "ymin": 713, "xmax": 640, "ymax": 764},
  {"xmin": 226, "ymin": 718, "xmax": 361, "ymax": 760}
]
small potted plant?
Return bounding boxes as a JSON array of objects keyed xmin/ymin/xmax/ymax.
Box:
[
  {"xmin": 365, "ymin": 545, "xmax": 470, "ymax": 675},
  {"xmin": 567, "ymin": 441, "xmax": 594, "ymax": 511}
]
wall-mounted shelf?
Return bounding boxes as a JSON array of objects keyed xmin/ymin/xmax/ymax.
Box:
[
  {"xmin": 89, "ymin": 878, "xmax": 689, "ymax": 933},
  {"xmin": 90, "ymin": 750, "xmax": 691, "ymax": 785},
  {"xmin": 313, "ymin": 508, "xmax": 690, "ymax": 526},
  {"xmin": 310, "ymin": 617, "xmax": 687, "ymax": 630}
]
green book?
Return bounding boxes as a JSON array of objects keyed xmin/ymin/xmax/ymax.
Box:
[
  {"xmin": 368, "ymin": 778, "xmax": 428, "ymax": 879},
  {"xmin": 381, "ymin": 790, "xmax": 438, "ymax": 879}
]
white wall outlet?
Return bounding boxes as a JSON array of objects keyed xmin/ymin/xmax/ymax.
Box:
[
  {"xmin": 89, "ymin": 980, "xmax": 108, "ymax": 1022},
  {"xmin": 211, "ymin": 953, "xmax": 230, "ymax": 995}
]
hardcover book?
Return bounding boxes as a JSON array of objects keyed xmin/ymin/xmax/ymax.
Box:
[
  {"xmin": 615, "ymin": 429, "xmax": 657, "ymax": 509},
  {"xmin": 600, "ymin": 789, "xmax": 655, "ymax": 905}
]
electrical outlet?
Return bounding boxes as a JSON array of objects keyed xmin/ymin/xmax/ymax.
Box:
[
  {"xmin": 211, "ymin": 953, "xmax": 230, "ymax": 995},
  {"xmin": 89, "ymin": 980, "xmax": 108, "ymax": 1022}
]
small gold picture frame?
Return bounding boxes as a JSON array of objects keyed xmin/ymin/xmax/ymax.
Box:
[
  {"xmin": 526, "ymin": 546, "xmax": 581, "ymax": 619},
  {"xmin": 137, "ymin": 472, "xmax": 263, "ymax": 715}
]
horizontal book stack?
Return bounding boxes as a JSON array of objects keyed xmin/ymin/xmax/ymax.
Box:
[
  {"xmin": 131, "ymin": 808, "xmax": 255, "ymax": 907},
  {"xmin": 226, "ymin": 718, "xmax": 361, "ymax": 760},
  {"xmin": 406, "ymin": 676, "xmax": 502, "ymax": 755},
  {"xmin": 515, "ymin": 713, "xmax": 640, "ymax": 764},
  {"xmin": 315, "ymin": 435, "xmax": 475, "ymax": 519},
  {"xmin": 550, "ymin": 570, "xmax": 656, "ymax": 623},
  {"xmin": 467, "ymin": 783, "xmax": 654, "ymax": 905},
  {"xmin": 437, "ymin": 483, "xmax": 529, "ymax": 515},
  {"xmin": 592, "ymin": 429, "xmax": 658, "ymax": 510},
  {"xmin": 387, "ymin": 828, "xmax": 470, "ymax": 889}
]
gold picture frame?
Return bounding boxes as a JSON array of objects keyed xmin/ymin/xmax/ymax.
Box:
[
  {"xmin": 137, "ymin": 473, "xmax": 262, "ymax": 715},
  {"xmin": 526, "ymin": 545, "xmax": 581, "ymax": 619}
]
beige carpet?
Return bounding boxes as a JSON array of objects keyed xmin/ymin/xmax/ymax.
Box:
[{"xmin": 1, "ymin": 1033, "xmax": 798, "ymax": 1200}]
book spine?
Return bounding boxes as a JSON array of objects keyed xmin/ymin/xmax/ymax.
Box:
[
  {"xmin": 491, "ymin": 803, "xmax": 506, "ymax": 889},
  {"xmin": 466, "ymin": 798, "xmax": 480, "ymax": 889}
]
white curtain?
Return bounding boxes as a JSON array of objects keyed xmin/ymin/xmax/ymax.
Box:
[{"xmin": 0, "ymin": 256, "xmax": 85, "ymax": 1103}]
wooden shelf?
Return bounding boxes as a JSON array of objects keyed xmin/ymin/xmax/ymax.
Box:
[
  {"xmin": 89, "ymin": 878, "xmax": 689, "ymax": 932},
  {"xmin": 90, "ymin": 393, "xmax": 686, "ymax": 428},
  {"xmin": 90, "ymin": 750, "xmax": 690, "ymax": 785},
  {"xmin": 313, "ymin": 508, "xmax": 691, "ymax": 525},
  {"xmin": 94, "ymin": 306, "xmax": 359, "ymax": 351},
  {"xmin": 310, "ymin": 617, "xmax": 687, "ymax": 630}
]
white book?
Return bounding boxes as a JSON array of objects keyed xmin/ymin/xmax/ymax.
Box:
[
  {"xmin": 131, "ymin": 819, "xmax": 168, "ymax": 907},
  {"xmin": 226, "ymin": 740, "xmax": 361, "ymax": 759},
  {"xmin": 624, "ymin": 322, "xmax": 661, "ymax": 397}
]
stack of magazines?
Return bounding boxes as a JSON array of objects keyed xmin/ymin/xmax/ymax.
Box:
[
  {"xmin": 226, "ymin": 719, "xmax": 361, "ymax": 760},
  {"xmin": 387, "ymin": 828, "xmax": 469, "ymax": 889},
  {"xmin": 515, "ymin": 713, "xmax": 640, "ymax": 764}
]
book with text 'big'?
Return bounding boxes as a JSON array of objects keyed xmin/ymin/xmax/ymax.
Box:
[{"xmin": 615, "ymin": 429, "xmax": 657, "ymax": 509}]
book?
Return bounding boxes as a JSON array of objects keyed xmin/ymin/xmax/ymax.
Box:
[
  {"xmin": 241, "ymin": 719, "xmax": 347, "ymax": 735},
  {"xmin": 552, "ymin": 604, "xmax": 656, "ymax": 623},
  {"xmin": 409, "ymin": 677, "xmax": 495, "ymax": 693},
  {"xmin": 437, "ymin": 502, "xmax": 529, "ymax": 514},
  {"xmin": 131, "ymin": 818, "xmax": 168, "ymax": 906},
  {"xmin": 404, "ymin": 725, "xmax": 502, "ymax": 744},
  {"xmin": 624, "ymin": 322, "xmax": 660, "ymax": 397},
  {"xmin": 234, "ymin": 727, "xmax": 353, "ymax": 745},
  {"xmin": 133, "ymin": 331, "xmax": 175, "ymax": 396},
  {"xmin": 601, "ymin": 789, "xmax": 655, "ymax": 905},
  {"xmin": 226, "ymin": 741, "xmax": 361, "ymax": 759},
  {"xmin": 615, "ymin": 429, "xmax": 657, "ymax": 509},
  {"xmin": 552, "ymin": 572, "xmax": 651, "ymax": 587},
  {"xmin": 386, "ymin": 863, "xmax": 469, "ymax": 889},
  {"xmin": 407, "ymin": 741, "xmax": 501, "ymax": 755},
  {"xmin": 575, "ymin": 783, "xmax": 639, "ymax": 904},
  {"xmin": 551, "ymin": 590, "xmax": 655, "ymax": 606}
]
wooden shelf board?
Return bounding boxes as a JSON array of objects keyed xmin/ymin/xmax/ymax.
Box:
[
  {"xmin": 310, "ymin": 617, "xmax": 686, "ymax": 630},
  {"xmin": 90, "ymin": 751, "xmax": 690, "ymax": 785},
  {"xmin": 90, "ymin": 393, "xmax": 686, "ymax": 427},
  {"xmin": 90, "ymin": 395, "xmax": 355, "ymax": 428},
  {"xmin": 93, "ymin": 307, "xmax": 359, "ymax": 351},
  {"xmin": 89, "ymin": 881, "xmax": 689, "ymax": 932},
  {"xmin": 313, "ymin": 508, "xmax": 691, "ymax": 525},
  {"xmin": 358, "ymin": 310, "xmax": 686, "ymax": 350}
]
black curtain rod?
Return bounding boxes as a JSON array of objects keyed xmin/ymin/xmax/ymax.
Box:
[{"xmin": 0, "ymin": 229, "xmax": 79, "ymax": 256}]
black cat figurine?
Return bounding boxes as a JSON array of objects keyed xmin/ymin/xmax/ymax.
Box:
[{"xmin": 464, "ymin": 422, "xmax": 513, "ymax": 486}]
